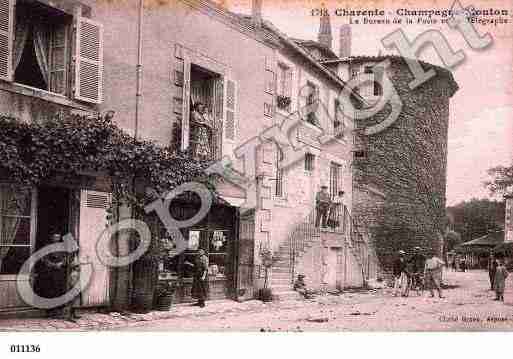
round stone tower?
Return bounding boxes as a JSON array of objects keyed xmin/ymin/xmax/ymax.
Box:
[{"xmin": 348, "ymin": 56, "xmax": 459, "ymax": 265}]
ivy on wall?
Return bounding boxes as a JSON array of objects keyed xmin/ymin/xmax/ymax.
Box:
[{"xmin": 0, "ymin": 114, "xmax": 214, "ymax": 209}]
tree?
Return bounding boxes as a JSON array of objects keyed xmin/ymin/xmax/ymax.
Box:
[
  {"xmin": 485, "ymin": 164, "xmax": 513, "ymax": 196},
  {"xmin": 444, "ymin": 230, "xmax": 462, "ymax": 253},
  {"xmin": 447, "ymin": 198, "xmax": 505, "ymax": 244}
]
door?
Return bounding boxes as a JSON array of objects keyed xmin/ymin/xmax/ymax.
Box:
[
  {"xmin": 326, "ymin": 247, "xmax": 340, "ymax": 290},
  {"xmin": 79, "ymin": 190, "xmax": 111, "ymax": 307}
]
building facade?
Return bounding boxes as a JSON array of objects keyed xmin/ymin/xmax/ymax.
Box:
[{"xmin": 0, "ymin": 0, "xmax": 372, "ymax": 313}]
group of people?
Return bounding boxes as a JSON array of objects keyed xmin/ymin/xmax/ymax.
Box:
[
  {"xmin": 315, "ymin": 186, "xmax": 345, "ymax": 229},
  {"xmin": 392, "ymin": 247, "xmax": 445, "ymax": 298}
]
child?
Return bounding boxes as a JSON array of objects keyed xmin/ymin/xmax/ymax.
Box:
[
  {"xmin": 294, "ymin": 274, "xmax": 315, "ymax": 299},
  {"xmin": 494, "ymin": 259, "xmax": 509, "ymax": 302}
]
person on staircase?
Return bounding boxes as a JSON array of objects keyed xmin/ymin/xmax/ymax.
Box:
[{"xmin": 315, "ymin": 185, "xmax": 331, "ymax": 228}]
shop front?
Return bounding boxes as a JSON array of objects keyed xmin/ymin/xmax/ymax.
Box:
[{"xmin": 157, "ymin": 201, "xmax": 239, "ymax": 303}]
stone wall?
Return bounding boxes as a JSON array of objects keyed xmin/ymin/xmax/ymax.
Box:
[{"xmin": 352, "ymin": 59, "xmax": 458, "ymax": 268}]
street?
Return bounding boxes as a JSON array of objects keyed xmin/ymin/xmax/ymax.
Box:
[{"xmin": 2, "ymin": 270, "xmax": 513, "ymax": 332}]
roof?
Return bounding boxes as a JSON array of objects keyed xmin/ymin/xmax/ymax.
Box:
[
  {"xmin": 290, "ymin": 38, "xmax": 339, "ymax": 60},
  {"xmin": 321, "ymin": 55, "xmax": 459, "ymax": 96},
  {"xmin": 459, "ymin": 231, "xmax": 504, "ymax": 247}
]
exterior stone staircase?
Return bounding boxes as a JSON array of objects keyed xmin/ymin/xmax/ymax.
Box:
[{"xmin": 270, "ymin": 207, "xmax": 381, "ymax": 300}]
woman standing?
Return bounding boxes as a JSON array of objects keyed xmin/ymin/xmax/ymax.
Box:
[{"xmin": 190, "ymin": 249, "xmax": 209, "ymax": 307}]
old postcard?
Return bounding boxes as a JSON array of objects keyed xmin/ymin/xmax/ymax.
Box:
[{"xmin": 0, "ymin": 0, "xmax": 512, "ymax": 346}]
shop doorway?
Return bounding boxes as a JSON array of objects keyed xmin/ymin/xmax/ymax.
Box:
[{"xmin": 35, "ymin": 187, "xmax": 71, "ymax": 250}]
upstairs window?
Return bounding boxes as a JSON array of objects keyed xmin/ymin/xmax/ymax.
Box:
[
  {"xmin": 275, "ymin": 148, "xmax": 284, "ymax": 197},
  {"xmin": 12, "ymin": 1, "xmax": 70, "ymax": 94},
  {"xmin": 0, "ymin": 0, "xmax": 104, "ymax": 104},
  {"xmin": 305, "ymin": 153, "xmax": 315, "ymax": 172},
  {"xmin": 305, "ymin": 81, "xmax": 319, "ymax": 126},
  {"xmin": 276, "ymin": 62, "xmax": 292, "ymax": 112}
]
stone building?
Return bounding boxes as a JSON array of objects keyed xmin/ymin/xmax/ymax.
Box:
[
  {"xmin": 324, "ymin": 54, "xmax": 459, "ymax": 267},
  {"xmin": 0, "ymin": 0, "xmax": 375, "ymax": 314}
]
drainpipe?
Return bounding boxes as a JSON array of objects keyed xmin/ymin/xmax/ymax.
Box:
[{"xmin": 134, "ymin": 0, "xmax": 144, "ymax": 140}]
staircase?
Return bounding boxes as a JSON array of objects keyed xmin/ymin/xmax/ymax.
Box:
[{"xmin": 270, "ymin": 207, "xmax": 381, "ymax": 299}]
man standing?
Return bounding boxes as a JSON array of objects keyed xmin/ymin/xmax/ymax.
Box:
[
  {"xmin": 409, "ymin": 247, "xmax": 426, "ymax": 290},
  {"xmin": 424, "ymin": 251, "xmax": 445, "ymax": 298},
  {"xmin": 392, "ymin": 250, "xmax": 407, "ymax": 297},
  {"xmin": 315, "ymin": 185, "xmax": 331, "ymax": 228},
  {"xmin": 328, "ymin": 190, "xmax": 345, "ymax": 229},
  {"xmin": 488, "ymin": 253, "xmax": 498, "ymax": 291}
]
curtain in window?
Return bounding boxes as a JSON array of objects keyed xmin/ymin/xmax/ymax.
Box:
[
  {"xmin": 13, "ymin": 16, "xmax": 30, "ymax": 72},
  {"xmin": 0, "ymin": 187, "xmax": 30, "ymax": 264},
  {"xmin": 33, "ymin": 24, "xmax": 51, "ymax": 86}
]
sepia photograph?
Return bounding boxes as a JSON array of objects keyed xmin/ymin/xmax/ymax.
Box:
[{"xmin": 0, "ymin": 0, "xmax": 512, "ymax": 354}]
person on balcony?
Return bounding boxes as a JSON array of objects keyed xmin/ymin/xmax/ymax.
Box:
[
  {"xmin": 190, "ymin": 102, "xmax": 214, "ymax": 160},
  {"xmin": 315, "ymin": 185, "xmax": 331, "ymax": 228},
  {"xmin": 328, "ymin": 190, "xmax": 345, "ymax": 230}
]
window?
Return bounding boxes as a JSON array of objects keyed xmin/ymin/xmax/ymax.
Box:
[
  {"xmin": 0, "ymin": 185, "xmax": 33, "ymax": 275},
  {"xmin": 364, "ymin": 66, "xmax": 373, "ymax": 74},
  {"xmin": 264, "ymin": 69, "xmax": 275, "ymax": 117},
  {"xmin": 305, "ymin": 81, "xmax": 318, "ymax": 125},
  {"xmin": 0, "ymin": 0, "xmax": 104, "ymax": 103},
  {"xmin": 329, "ymin": 162, "xmax": 341, "ymax": 198},
  {"xmin": 305, "ymin": 153, "xmax": 315, "ymax": 172},
  {"xmin": 334, "ymin": 98, "xmax": 344, "ymax": 137},
  {"xmin": 275, "ymin": 148, "xmax": 284, "ymax": 197},
  {"xmin": 277, "ymin": 63, "xmax": 292, "ymax": 112},
  {"xmin": 373, "ymin": 66, "xmax": 384, "ymax": 96}
]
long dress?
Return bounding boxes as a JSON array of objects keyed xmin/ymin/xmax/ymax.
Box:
[
  {"xmin": 191, "ymin": 111, "xmax": 213, "ymax": 160},
  {"xmin": 191, "ymin": 254, "xmax": 209, "ymax": 301},
  {"xmin": 494, "ymin": 266, "xmax": 509, "ymax": 295}
]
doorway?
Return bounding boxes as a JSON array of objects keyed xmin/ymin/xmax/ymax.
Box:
[{"xmin": 35, "ymin": 187, "xmax": 71, "ymax": 250}]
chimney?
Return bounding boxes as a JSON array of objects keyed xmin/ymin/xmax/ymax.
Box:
[
  {"xmin": 339, "ymin": 25, "xmax": 351, "ymax": 58},
  {"xmin": 505, "ymin": 194, "xmax": 513, "ymax": 242},
  {"xmin": 251, "ymin": 0, "xmax": 263, "ymax": 29}
]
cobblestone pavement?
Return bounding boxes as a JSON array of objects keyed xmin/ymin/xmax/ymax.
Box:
[{"xmin": 1, "ymin": 270, "xmax": 513, "ymax": 331}]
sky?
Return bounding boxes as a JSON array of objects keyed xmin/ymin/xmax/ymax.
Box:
[{"xmin": 227, "ymin": 0, "xmax": 513, "ymax": 206}]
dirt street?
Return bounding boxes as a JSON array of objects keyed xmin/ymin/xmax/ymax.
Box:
[
  {"xmin": 121, "ymin": 270, "xmax": 513, "ymax": 331},
  {"xmin": 1, "ymin": 270, "xmax": 512, "ymax": 331}
]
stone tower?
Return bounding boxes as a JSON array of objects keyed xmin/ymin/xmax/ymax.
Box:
[
  {"xmin": 318, "ymin": 7, "xmax": 332, "ymax": 49},
  {"xmin": 339, "ymin": 25, "xmax": 351, "ymax": 58},
  {"xmin": 350, "ymin": 57, "xmax": 459, "ymax": 266}
]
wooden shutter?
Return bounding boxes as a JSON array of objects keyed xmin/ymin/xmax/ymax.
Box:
[
  {"xmin": 49, "ymin": 23, "xmax": 68, "ymax": 95},
  {"xmin": 0, "ymin": 0, "xmax": 14, "ymax": 82},
  {"xmin": 235, "ymin": 210, "xmax": 255, "ymax": 300},
  {"xmin": 79, "ymin": 190, "xmax": 111, "ymax": 307},
  {"xmin": 181, "ymin": 58, "xmax": 191, "ymax": 151},
  {"xmin": 74, "ymin": 16, "xmax": 103, "ymax": 103}
]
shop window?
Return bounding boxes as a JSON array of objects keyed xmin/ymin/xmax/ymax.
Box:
[
  {"xmin": 305, "ymin": 153, "xmax": 315, "ymax": 172},
  {"xmin": 0, "ymin": 185, "xmax": 33, "ymax": 275}
]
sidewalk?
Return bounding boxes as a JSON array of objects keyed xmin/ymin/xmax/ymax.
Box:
[{"xmin": 0, "ymin": 289, "xmax": 382, "ymax": 331}]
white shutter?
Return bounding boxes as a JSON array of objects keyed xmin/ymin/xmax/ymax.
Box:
[
  {"xmin": 74, "ymin": 16, "xmax": 103, "ymax": 103},
  {"xmin": 222, "ymin": 77, "xmax": 237, "ymax": 157},
  {"xmin": 0, "ymin": 0, "xmax": 14, "ymax": 82},
  {"xmin": 79, "ymin": 190, "xmax": 111, "ymax": 307}
]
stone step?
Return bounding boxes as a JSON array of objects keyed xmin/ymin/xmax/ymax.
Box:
[
  {"xmin": 270, "ymin": 283, "xmax": 293, "ymax": 292},
  {"xmin": 272, "ymin": 290, "xmax": 301, "ymax": 301},
  {"xmin": 271, "ymin": 278, "xmax": 292, "ymax": 286}
]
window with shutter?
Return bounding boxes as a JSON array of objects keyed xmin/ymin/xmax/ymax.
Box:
[
  {"xmin": 0, "ymin": 0, "xmax": 14, "ymax": 82},
  {"xmin": 74, "ymin": 16, "xmax": 103, "ymax": 104}
]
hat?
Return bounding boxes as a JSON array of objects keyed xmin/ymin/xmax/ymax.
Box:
[
  {"xmin": 298, "ymin": 274, "xmax": 305, "ymax": 278},
  {"xmin": 321, "ymin": 185, "xmax": 328, "ymax": 189},
  {"xmin": 414, "ymin": 246, "xmax": 421, "ymax": 251},
  {"xmin": 398, "ymin": 250, "xmax": 405, "ymax": 255}
]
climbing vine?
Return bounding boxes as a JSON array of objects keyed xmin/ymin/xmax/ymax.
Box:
[{"xmin": 0, "ymin": 114, "xmax": 215, "ymax": 210}]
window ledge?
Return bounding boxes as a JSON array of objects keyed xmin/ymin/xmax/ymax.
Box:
[{"xmin": 0, "ymin": 81, "xmax": 96, "ymax": 113}]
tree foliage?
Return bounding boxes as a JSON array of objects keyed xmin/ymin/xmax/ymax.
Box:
[
  {"xmin": 447, "ymin": 198, "xmax": 505, "ymax": 244},
  {"xmin": 485, "ymin": 164, "xmax": 513, "ymax": 196}
]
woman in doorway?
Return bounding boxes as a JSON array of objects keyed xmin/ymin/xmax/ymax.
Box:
[{"xmin": 190, "ymin": 102, "xmax": 214, "ymax": 160}]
